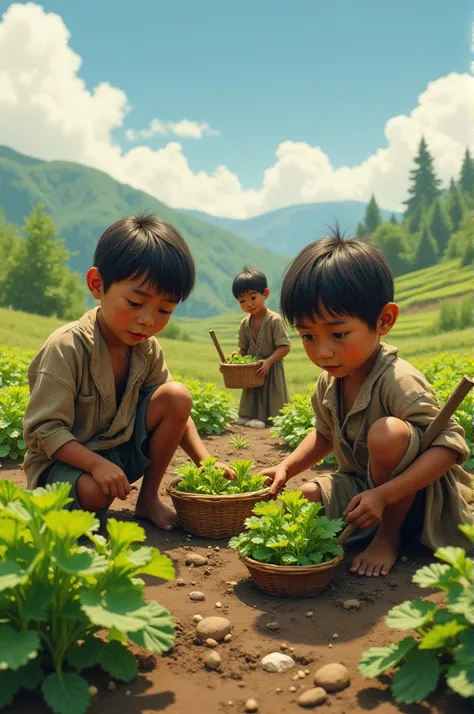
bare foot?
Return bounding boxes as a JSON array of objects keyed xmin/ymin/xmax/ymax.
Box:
[
  {"xmin": 135, "ymin": 500, "xmax": 178, "ymax": 532},
  {"xmin": 350, "ymin": 533, "xmax": 399, "ymax": 577}
]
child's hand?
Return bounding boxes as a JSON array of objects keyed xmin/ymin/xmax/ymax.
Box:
[
  {"xmin": 216, "ymin": 461, "xmax": 236, "ymax": 480},
  {"xmin": 344, "ymin": 488, "xmax": 386, "ymax": 529},
  {"xmin": 91, "ymin": 460, "xmax": 131, "ymax": 500},
  {"xmin": 255, "ymin": 359, "xmax": 270, "ymax": 377},
  {"xmin": 260, "ymin": 464, "xmax": 288, "ymax": 496}
]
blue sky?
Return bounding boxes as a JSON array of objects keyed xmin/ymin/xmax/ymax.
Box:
[{"xmin": 0, "ymin": 1, "xmax": 472, "ymax": 216}]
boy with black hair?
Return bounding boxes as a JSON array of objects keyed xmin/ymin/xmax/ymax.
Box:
[
  {"xmin": 231, "ymin": 267, "xmax": 290, "ymax": 428},
  {"xmin": 261, "ymin": 232, "xmax": 472, "ymax": 576},
  {"xmin": 23, "ymin": 214, "xmax": 233, "ymax": 531}
]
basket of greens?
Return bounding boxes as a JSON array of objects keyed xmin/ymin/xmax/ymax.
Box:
[
  {"xmin": 229, "ymin": 491, "xmax": 344, "ymax": 597},
  {"xmin": 221, "ymin": 353, "xmax": 264, "ymax": 389},
  {"xmin": 167, "ymin": 458, "xmax": 270, "ymax": 538}
]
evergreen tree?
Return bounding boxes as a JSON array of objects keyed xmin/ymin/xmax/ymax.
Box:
[
  {"xmin": 405, "ymin": 200, "xmax": 427, "ymax": 235},
  {"xmin": 389, "ymin": 213, "xmax": 398, "ymax": 225},
  {"xmin": 0, "ymin": 209, "xmax": 20, "ymax": 303},
  {"xmin": 371, "ymin": 223, "xmax": 411, "ymax": 276},
  {"xmin": 459, "ymin": 148, "xmax": 474, "ymax": 196},
  {"xmin": 363, "ymin": 195, "xmax": 382, "ymax": 234},
  {"xmin": 428, "ymin": 198, "xmax": 452, "ymax": 257},
  {"xmin": 449, "ymin": 177, "xmax": 457, "ymax": 195},
  {"xmin": 3, "ymin": 204, "xmax": 85, "ymax": 319},
  {"xmin": 447, "ymin": 186, "xmax": 465, "ymax": 233},
  {"xmin": 414, "ymin": 220, "xmax": 439, "ymax": 270},
  {"xmin": 461, "ymin": 239, "xmax": 474, "ymax": 267},
  {"xmin": 356, "ymin": 220, "xmax": 366, "ymax": 237},
  {"xmin": 403, "ymin": 137, "xmax": 441, "ymax": 218},
  {"xmin": 444, "ymin": 214, "xmax": 473, "ymax": 259}
]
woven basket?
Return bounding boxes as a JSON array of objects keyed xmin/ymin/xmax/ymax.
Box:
[
  {"xmin": 220, "ymin": 362, "xmax": 264, "ymax": 389},
  {"xmin": 167, "ymin": 478, "xmax": 271, "ymax": 538},
  {"xmin": 241, "ymin": 552, "xmax": 343, "ymax": 597}
]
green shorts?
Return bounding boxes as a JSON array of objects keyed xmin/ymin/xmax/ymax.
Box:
[{"xmin": 38, "ymin": 387, "xmax": 157, "ymax": 517}]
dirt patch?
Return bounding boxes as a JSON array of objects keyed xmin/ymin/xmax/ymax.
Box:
[{"xmin": 2, "ymin": 426, "xmax": 471, "ymax": 714}]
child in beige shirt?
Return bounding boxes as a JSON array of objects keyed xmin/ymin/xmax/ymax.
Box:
[{"xmin": 262, "ymin": 230, "xmax": 472, "ymax": 576}]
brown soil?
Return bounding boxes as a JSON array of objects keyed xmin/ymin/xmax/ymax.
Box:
[{"xmin": 1, "ymin": 426, "xmax": 471, "ymax": 714}]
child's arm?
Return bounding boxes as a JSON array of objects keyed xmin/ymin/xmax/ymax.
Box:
[
  {"xmin": 53, "ymin": 441, "xmax": 131, "ymax": 500},
  {"xmin": 237, "ymin": 318, "xmax": 250, "ymax": 356},
  {"xmin": 255, "ymin": 345, "xmax": 290, "ymax": 377},
  {"xmin": 261, "ymin": 429, "xmax": 333, "ymax": 495}
]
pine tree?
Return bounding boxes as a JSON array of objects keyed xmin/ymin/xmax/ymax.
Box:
[
  {"xmin": 403, "ymin": 137, "xmax": 441, "ymax": 218},
  {"xmin": 356, "ymin": 221, "xmax": 366, "ymax": 237},
  {"xmin": 414, "ymin": 220, "xmax": 439, "ymax": 270},
  {"xmin": 363, "ymin": 195, "xmax": 382, "ymax": 234},
  {"xmin": 3, "ymin": 204, "xmax": 85, "ymax": 319},
  {"xmin": 405, "ymin": 200, "xmax": 427, "ymax": 235},
  {"xmin": 459, "ymin": 148, "xmax": 474, "ymax": 196},
  {"xmin": 371, "ymin": 223, "xmax": 411, "ymax": 276},
  {"xmin": 389, "ymin": 213, "xmax": 398, "ymax": 225},
  {"xmin": 447, "ymin": 186, "xmax": 465, "ymax": 233},
  {"xmin": 428, "ymin": 198, "xmax": 452, "ymax": 257}
]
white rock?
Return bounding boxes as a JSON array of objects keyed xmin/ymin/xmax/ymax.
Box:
[
  {"xmin": 215, "ymin": 602, "xmax": 222, "ymax": 608},
  {"xmin": 245, "ymin": 699, "xmax": 258, "ymax": 712},
  {"xmin": 261, "ymin": 652, "xmax": 296, "ymax": 673},
  {"xmin": 196, "ymin": 617, "xmax": 231, "ymax": 642},
  {"xmin": 306, "ymin": 611, "xmax": 313, "ymax": 617},
  {"xmin": 185, "ymin": 553, "xmax": 208, "ymax": 567},
  {"xmin": 204, "ymin": 650, "xmax": 221, "ymax": 670},
  {"xmin": 343, "ymin": 599, "xmax": 360, "ymax": 610},
  {"xmin": 298, "ymin": 670, "xmax": 306, "ymax": 679},
  {"xmin": 176, "ymin": 579, "xmax": 185, "ymax": 587},
  {"xmin": 289, "ymin": 686, "xmax": 297, "ymax": 693},
  {"xmin": 332, "ymin": 633, "xmax": 339, "ymax": 639},
  {"xmin": 313, "ymin": 663, "xmax": 350, "ymax": 692},
  {"xmin": 224, "ymin": 634, "xmax": 232, "ymax": 643},
  {"xmin": 189, "ymin": 591, "xmax": 205, "ymax": 601},
  {"xmin": 205, "ymin": 638, "xmax": 218, "ymax": 648},
  {"xmin": 193, "ymin": 614, "xmax": 203, "ymax": 623},
  {"xmin": 297, "ymin": 687, "xmax": 328, "ymax": 707},
  {"xmin": 265, "ymin": 621, "xmax": 280, "ymax": 631}
]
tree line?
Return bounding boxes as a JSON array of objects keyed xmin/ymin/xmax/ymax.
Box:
[{"xmin": 357, "ymin": 141, "xmax": 474, "ymax": 275}]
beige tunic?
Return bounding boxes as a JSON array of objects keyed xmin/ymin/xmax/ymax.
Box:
[
  {"xmin": 311, "ymin": 343, "xmax": 473, "ymax": 550},
  {"xmin": 23, "ymin": 307, "xmax": 172, "ymax": 489},
  {"xmin": 238, "ymin": 309, "xmax": 290, "ymax": 422}
]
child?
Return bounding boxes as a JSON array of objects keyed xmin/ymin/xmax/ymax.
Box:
[
  {"xmin": 231, "ymin": 267, "xmax": 290, "ymax": 428},
  {"xmin": 261, "ymin": 231, "xmax": 473, "ymax": 576},
  {"xmin": 23, "ymin": 214, "xmax": 234, "ymax": 531}
]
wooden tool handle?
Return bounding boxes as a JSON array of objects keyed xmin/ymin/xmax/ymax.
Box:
[
  {"xmin": 337, "ymin": 374, "xmax": 474, "ymax": 546},
  {"xmin": 209, "ymin": 330, "xmax": 227, "ymax": 363}
]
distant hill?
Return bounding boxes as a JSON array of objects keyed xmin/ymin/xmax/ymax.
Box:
[
  {"xmin": 184, "ymin": 202, "xmax": 402, "ymax": 255},
  {"xmin": 0, "ymin": 146, "xmax": 289, "ymax": 317}
]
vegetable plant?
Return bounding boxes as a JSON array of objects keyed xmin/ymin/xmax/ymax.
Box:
[
  {"xmin": 173, "ymin": 457, "xmax": 267, "ymax": 495},
  {"xmin": 0, "ymin": 385, "xmax": 29, "ymax": 460},
  {"xmin": 0, "ymin": 480, "xmax": 176, "ymax": 714},
  {"xmin": 230, "ymin": 434, "xmax": 249, "ymax": 450},
  {"xmin": 359, "ymin": 524, "xmax": 474, "ymax": 705},
  {"xmin": 229, "ymin": 490, "xmax": 344, "ymax": 565},
  {"xmin": 227, "ymin": 354, "xmax": 259, "ymax": 365},
  {"xmin": 174, "ymin": 374, "xmax": 237, "ymax": 435}
]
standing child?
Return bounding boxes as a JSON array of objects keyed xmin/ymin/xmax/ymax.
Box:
[
  {"xmin": 23, "ymin": 214, "xmax": 234, "ymax": 531},
  {"xmin": 231, "ymin": 267, "xmax": 290, "ymax": 428},
  {"xmin": 261, "ymin": 231, "xmax": 473, "ymax": 576}
]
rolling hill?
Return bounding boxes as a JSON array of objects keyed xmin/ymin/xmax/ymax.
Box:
[
  {"xmin": 0, "ymin": 146, "xmax": 288, "ymax": 318},
  {"xmin": 184, "ymin": 202, "xmax": 402, "ymax": 256}
]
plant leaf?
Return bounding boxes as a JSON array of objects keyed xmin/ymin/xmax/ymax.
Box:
[
  {"xmin": 412, "ymin": 562, "xmax": 453, "ymax": 589},
  {"xmin": 455, "ymin": 629, "xmax": 474, "ymax": 665},
  {"xmin": 128, "ymin": 601, "xmax": 175, "ymax": 654},
  {"xmin": 106, "ymin": 519, "xmax": 146, "ymax": 552},
  {"xmin": 386, "ymin": 599, "xmax": 437, "ymax": 630},
  {"xmin": 16, "ymin": 659, "xmax": 45, "ymax": 691},
  {"xmin": 358, "ymin": 637, "xmax": 416, "ymax": 678},
  {"xmin": 42, "ymin": 672, "xmax": 90, "ymax": 714},
  {"xmin": 0, "ymin": 626, "xmax": 39, "ymax": 670},
  {"xmin": 44, "ymin": 511, "xmax": 97, "ymax": 540},
  {"xmin": 79, "ymin": 583, "xmax": 151, "ymax": 632},
  {"xmin": 134, "ymin": 550, "xmax": 175, "ymax": 580},
  {"xmin": 0, "ymin": 559, "xmax": 28, "ymax": 592},
  {"xmin": 0, "ymin": 669, "xmax": 21, "ymax": 708},
  {"xmin": 22, "ymin": 580, "xmax": 54, "ymax": 622},
  {"xmin": 51, "ymin": 545, "xmax": 94, "ymax": 574},
  {"xmin": 419, "ymin": 621, "xmax": 467, "ymax": 649},
  {"xmin": 100, "ymin": 641, "xmax": 138, "ymax": 681},
  {"xmin": 434, "ymin": 546, "xmax": 466, "ymax": 570},
  {"xmin": 67, "ymin": 636, "xmax": 105, "ymax": 670},
  {"xmin": 391, "ymin": 649, "xmax": 440, "ymax": 704},
  {"xmin": 446, "ymin": 661, "xmax": 474, "ymax": 698},
  {"xmin": 446, "ymin": 582, "xmax": 474, "ymax": 624}
]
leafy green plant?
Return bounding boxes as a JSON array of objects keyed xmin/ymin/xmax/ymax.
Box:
[
  {"xmin": 229, "ymin": 490, "xmax": 343, "ymax": 565},
  {"xmin": 227, "ymin": 354, "xmax": 259, "ymax": 364},
  {"xmin": 0, "ymin": 346, "xmax": 33, "ymax": 389},
  {"xmin": 173, "ymin": 457, "xmax": 267, "ymax": 495},
  {"xmin": 174, "ymin": 374, "xmax": 237, "ymax": 435},
  {"xmin": 0, "ymin": 385, "xmax": 29, "ymax": 460},
  {"xmin": 230, "ymin": 434, "xmax": 249, "ymax": 450},
  {"xmin": 0, "ymin": 480, "xmax": 175, "ymax": 714},
  {"xmin": 359, "ymin": 524, "xmax": 474, "ymax": 705}
]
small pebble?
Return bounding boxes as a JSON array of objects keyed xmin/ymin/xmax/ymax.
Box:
[
  {"xmin": 306, "ymin": 611, "xmax": 313, "ymax": 617},
  {"xmin": 297, "ymin": 687, "xmax": 328, "ymax": 708},
  {"xmin": 289, "ymin": 647, "xmax": 295, "ymax": 653},
  {"xmin": 238, "ymin": 681, "xmax": 246, "ymax": 688},
  {"xmin": 333, "ymin": 633, "xmax": 339, "ymax": 639},
  {"xmin": 191, "ymin": 581, "xmax": 196, "ymax": 586},
  {"xmin": 215, "ymin": 602, "xmax": 222, "ymax": 608},
  {"xmin": 108, "ymin": 682, "xmax": 116, "ymax": 691},
  {"xmin": 280, "ymin": 642, "xmax": 288, "ymax": 650},
  {"xmin": 265, "ymin": 621, "xmax": 280, "ymax": 631},
  {"xmin": 292, "ymin": 674, "xmax": 299, "ymax": 681},
  {"xmin": 204, "ymin": 650, "xmax": 221, "ymax": 670},
  {"xmin": 126, "ymin": 690, "xmax": 131, "ymax": 696},
  {"xmin": 224, "ymin": 634, "xmax": 232, "ymax": 643},
  {"xmin": 176, "ymin": 579, "xmax": 185, "ymax": 587},
  {"xmin": 401, "ymin": 555, "xmax": 408, "ymax": 562},
  {"xmin": 205, "ymin": 638, "xmax": 218, "ymax": 648},
  {"xmin": 305, "ymin": 669, "xmax": 310, "ymax": 675},
  {"xmin": 298, "ymin": 670, "xmax": 306, "ymax": 679},
  {"xmin": 185, "ymin": 553, "xmax": 208, "ymax": 567},
  {"xmin": 289, "ymin": 686, "xmax": 297, "ymax": 693},
  {"xmin": 314, "ymin": 663, "xmax": 350, "ymax": 692},
  {"xmin": 229, "ymin": 581, "xmax": 237, "ymax": 586},
  {"xmin": 342, "ymin": 599, "xmax": 360, "ymax": 610},
  {"xmin": 328, "ymin": 644, "xmax": 333, "ymax": 648},
  {"xmin": 245, "ymin": 698, "xmax": 258, "ymax": 712},
  {"xmin": 208, "ymin": 545, "xmax": 213, "ymax": 550},
  {"xmin": 214, "ymin": 546, "xmax": 220, "ymax": 552},
  {"xmin": 275, "ymin": 688, "xmax": 282, "ymax": 694},
  {"xmin": 88, "ymin": 686, "xmax": 98, "ymax": 697},
  {"xmin": 189, "ymin": 591, "xmax": 206, "ymax": 601},
  {"xmin": 228, "ymin": 701, "xmax": 234, "ymax": 707}
]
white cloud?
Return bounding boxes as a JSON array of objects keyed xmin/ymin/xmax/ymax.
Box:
[
  {"xmin": 0, "ymin": 2, "xmax": 473, "ymax": 219},
  {"xmin": 126, "ymin": 118, "xmax": 219, "ymax": 141}
]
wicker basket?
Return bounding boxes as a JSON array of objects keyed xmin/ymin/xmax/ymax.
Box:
[
  {"xmin": 241, "ymin": 553, "xmax": 344, "ymax": 597},
  {"xmin": 167, "ymin": 478, "xmax": 271, "ymax": 538},
  {"xmin": 220, "ymin": 362, "xmax": 264, "ymax": 389}
]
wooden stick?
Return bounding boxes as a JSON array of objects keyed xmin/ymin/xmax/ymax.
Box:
[
  {"xmin": 209, "ymin": 330, "xmax": 227, "ymax": 363},
  {"xmin": 337, "ymin": 374, "xmax": 474, "ymax": 546}
]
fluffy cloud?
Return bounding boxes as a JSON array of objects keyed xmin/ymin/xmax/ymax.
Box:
[
  {"xmin": 0, "ymin": 2, "xmax": 472, "ymax": 219},
  {"xmin": 126, "ymin": 119, "xmax": 219, "ymax": 141}
]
